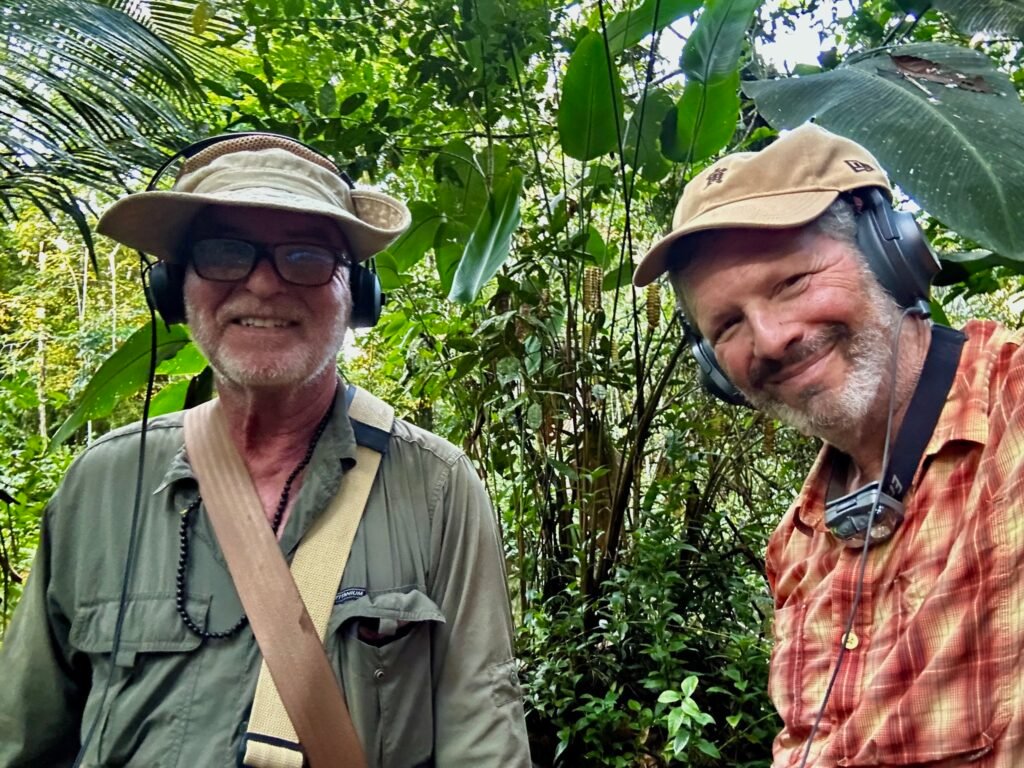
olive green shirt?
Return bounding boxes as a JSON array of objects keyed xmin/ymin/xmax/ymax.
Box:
[{"xmin": 0, "ymin": 390, "xmax": 530, "ymax": 767}]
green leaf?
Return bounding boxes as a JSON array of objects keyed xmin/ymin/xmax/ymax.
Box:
[
  {"xmin": 496, "ymin": 356, "xmax": 520, "ymax": 385},
  {"xmin": 680, "ymin": 675, "xmax": 699, "ymax": 697},
  {"xmin": 548, "ymin": 458, "xmax": 578, "ymax": 480},
  {"xmin": 49, "ymin": 322, "xmax": 191, "ymax": 450},
  {"xmin": 605, "ymin": 0, "xmax": 702, "ymax": 57},
  {"xmin": 672, "ymin": 730, "xmax": 691, "ymax": 756},
  {"xmin": 558, "ymin": 32, "xmax": 625, "ymax": 161},
  {"xmin": 434, "ymin": 140, "xmax": 489, "ymax": 226},
  {"xmin": 435, "ymin": 242, "xmax": 463, "ymax": 296},
  {"xmin": 526, "ymin": 402, "xmax": 544, "ymax": 430},
  {"xmin": 275, "ymin": 81, "xmax": 315, "ymax": 102},
  {"xmin": 382, "ymin": 201, "xmax": 445, "ymax": 272},
  {"xmin": 726, "ymin": 713, "xmax": 742, "ymax": 728},
  {"xmin": 449, "ymin": 168, "xmax": 524, "ymax": 303},
  {"xmin": 682, "ymin": 0, "xmax": 764, "ymax": 85},
  {"xmin": 667, "ymin": 707, "xmax": 685, "ymax": 736},
  {"xmin": 658, "ymin": 690, "xmax": 682, "ymax": 704},
  {"xmin": 374, "ymin": 251, "xmax": 405, "ymax": 291},
  {"xmin": 680, "ymin": 697, "xmax": 703, "ymax": 719},
  {"xmin": 659, "ymin": 0, "xmax": 760, "ymax": 162},
  {"xmin": 933, "ymin": 0, "xmax": 1024, "ymax": 39},
  {"xmin": 155, "ymin": 342, "xmax": 206, "ymax": 376},
  {"xmin": 624, "ymin": 88, "xmax": 674, "ymax": 182},
  {"xmin": 372, "ymin": 98, "xmax": 391, "ymax": 121},
  {"xmin": 696, "ymin": 739, "xmax": 721, "ymax": 758},
  {"xmin": 603, "ymin": 262, "xmax": 633, "ymax": 291},
  {"xmin": 149, "ymin": 379, "xmax": 191, "ymax": 417},
  {"xmin": 581, "ymin": 225, "xmax": 609, "ymax": 267},
  {"xmin": 318, "ymin": 82, "xmax": 337, "ymax": 115},
  {"xmin": 339, "ymin": 92, "xmax": 368, "ymax": 115},
  {"xmin": 743, "ymin": 42, "xmax": 1024, "ymax": 262},
  {"xmin": 661, "ymin": 72, "xmax": 740, "ymax": 162}
]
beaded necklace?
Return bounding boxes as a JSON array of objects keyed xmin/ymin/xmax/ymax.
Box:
[{"xmin": 175, "ymin": 402, "xmax": 335, "ymax": 640}]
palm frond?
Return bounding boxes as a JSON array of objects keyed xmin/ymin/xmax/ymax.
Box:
[{"xmin": 0, "ymin": 0, "xmax": 234, "ymax": 265}]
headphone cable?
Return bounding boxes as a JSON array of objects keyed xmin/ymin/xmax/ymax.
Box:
[
  {"xmin": 72, "ymin": 261, "xmax": 162, "ymax": 767},
  {"xmin": 796, "ymin": 304, "xmax": 924, "ymax": 768}
]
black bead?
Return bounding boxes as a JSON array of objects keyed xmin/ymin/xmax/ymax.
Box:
[{"xmin": 174, "ymin": 400, "xmax": 335, "ymax": 641}]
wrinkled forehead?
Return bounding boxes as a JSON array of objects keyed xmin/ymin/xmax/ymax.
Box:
[{"xmin": 671, "ymin": 226, "xmax": 821, "ymax": 327}]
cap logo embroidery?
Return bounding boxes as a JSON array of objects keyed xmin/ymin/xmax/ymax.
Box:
[
  {"xmin": 844, "ymin": 159, "xmax": 875, "ymax": 173},
  {"xmin": 705, "ymin": 167, "xmax": 727, "ymax": 187}
]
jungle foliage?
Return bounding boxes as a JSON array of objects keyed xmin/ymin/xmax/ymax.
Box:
[{"xmin": 2, "ymin": 0, "xmax": 1023, "ymax": 764}]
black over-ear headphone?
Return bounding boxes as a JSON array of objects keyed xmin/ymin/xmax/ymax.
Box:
[
  {"xmin": 684, "ymin": 187, "xmax": 941, "ymax": 405},
  {"xmin": 144, "ymin": 132, "xmax": 383, "ymax": 329}
]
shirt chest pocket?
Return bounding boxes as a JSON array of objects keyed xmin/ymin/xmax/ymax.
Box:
[
  {"xmin": 329, "ymin": 589, "xmax": 445, "ymax": 768},
  {"xmin": 69, "ymin": 594, "xmax": 208, "ymax": 768}
]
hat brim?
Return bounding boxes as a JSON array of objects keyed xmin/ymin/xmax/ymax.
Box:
[
  {"xmin": 97, "ymin": 186, "xmax": 409, "ymax": 263},
  {"xmin": 632, "ymin": 189, "xmax": 841, "ymax": 287}
]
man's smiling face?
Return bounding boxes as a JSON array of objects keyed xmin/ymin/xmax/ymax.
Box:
[
  {"xmin": 683, "ymin": 226, "xmax": 901, "ymax": 438},
  {"xmin": 183, "ymin": 204, "xmax": 353, "ymax": 390}
]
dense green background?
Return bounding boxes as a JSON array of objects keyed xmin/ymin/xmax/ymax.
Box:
[{"xmin": 2, "ymin": 0, "xmax": 1023, "ymax": 764}]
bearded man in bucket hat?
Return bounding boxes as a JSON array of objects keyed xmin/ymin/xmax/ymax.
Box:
[
  {"xmin": 636, "ymin": 124, "xmax": 1024, "ymax": 767},
  {"xmin": 0, "ymin": 134, "xmax": 531, "ymax": 767}
]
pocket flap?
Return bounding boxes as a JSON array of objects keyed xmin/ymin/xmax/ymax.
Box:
[
  {"xmin": 70, "ymin": 595, "xmax": 209, "ymax": 654},
  {"xmin": 329, "ymin": 588, "xmax": 445, "ymax": 630}
]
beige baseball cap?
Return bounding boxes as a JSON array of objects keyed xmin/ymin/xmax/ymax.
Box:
[
  {"xmin": 632, "ymin": 123, "xmax": 892, "ymax": 287},
  {"xmin": 97, "ymin": 133, "xmax": 411, "ymax": 263}
]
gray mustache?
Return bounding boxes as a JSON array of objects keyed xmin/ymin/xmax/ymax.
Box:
[{"xmin": 749, "ymin": 324, "xmax": 848, "ymax": 390}]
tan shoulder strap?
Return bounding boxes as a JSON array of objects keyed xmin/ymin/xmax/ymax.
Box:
[{"xmin": 183, "ymin": 386, "xmax": 393, "ymax": 768}]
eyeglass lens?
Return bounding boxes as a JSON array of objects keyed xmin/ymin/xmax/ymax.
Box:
[{"xmin": 190, "ymin": 238, "xmax": 342, "ymax": 286}]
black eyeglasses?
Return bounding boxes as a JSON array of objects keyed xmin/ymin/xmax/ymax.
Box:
[{"xmin": 188, "ymin": 238, "xmax": 350, "ymax": 287}]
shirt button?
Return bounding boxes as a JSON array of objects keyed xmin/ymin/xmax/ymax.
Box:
[
  {"xmin": 374, "ymin": 668, "xmax": 385, "ymax": 681},
  {"xmin": 843, "ymin": 631, "xmax": 859, "ymax": 650}
]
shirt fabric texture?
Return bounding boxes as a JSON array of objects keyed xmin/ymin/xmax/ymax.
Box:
[
  {"xmin": 0, "ymin": 385, "xmax": 531, "ymax": 767},
  {"xmin": 766, "ymin": 319, "xmax": 1024, "ymax": 767}
]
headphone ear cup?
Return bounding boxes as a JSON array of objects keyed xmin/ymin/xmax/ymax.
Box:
[
  {"xmin": 147, "ymin": 261, "xmax": 186, "ymax": 326},
  {"xmin": 677, "ymin": 314, "xmax": 748, "ymax": 406},
  {"xmin": 854, "ymin": 187, "xmax": 940, "ymax": 309},
  {"xmin": 690, "ymin": 335, "xmax": 749, "ymax": 406},
  {"xmin": 348, "ymin": 262, "xmax": 382, "ymax": 328}
]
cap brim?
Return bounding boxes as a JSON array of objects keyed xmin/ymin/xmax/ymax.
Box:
[
  {"xmin": 97, "ymin": 187, "xmax": 409, "ymax": 263},
  {"xmin": 632, "ymin": 189, "xmax": 840, "ymax": 287}
]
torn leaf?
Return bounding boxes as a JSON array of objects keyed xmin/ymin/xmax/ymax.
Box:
[{"xmin": 891, "ymin": 55, "xmax": 993, "ymax": 93}]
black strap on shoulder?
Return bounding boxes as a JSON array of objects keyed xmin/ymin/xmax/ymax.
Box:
[
  {"xmin": 345, "ymin": 384, "xmax": 392, "ymax": 455},
  {"xmin": 882, "ymin": 323, "xmax": 965, "ymax": 499}
]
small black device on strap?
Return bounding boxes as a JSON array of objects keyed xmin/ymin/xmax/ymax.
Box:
[{"xmin": 824, "ymin": 323, "xmax": 966, "ymax": 547}]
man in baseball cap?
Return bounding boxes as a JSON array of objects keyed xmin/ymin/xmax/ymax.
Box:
[
  {"xmin": 638, "ymin": 124, "xmax": 1024, "ymax": 766},
  {"xmin": 0, "ymin": 133, "xmax": 531, "ymax": 767}
]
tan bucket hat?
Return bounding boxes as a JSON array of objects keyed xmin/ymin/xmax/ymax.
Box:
[
  {"xmin": 97, "ymin": 134, "xmax": 411, "ymax": 263},
  {"xmin": 633, "ymin": 124, "xmax": 892, "ymax": 287}
]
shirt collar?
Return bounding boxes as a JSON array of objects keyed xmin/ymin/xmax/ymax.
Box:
[{"xmin": 155, "ymin": 378, "xmax": 360, "ymax": 494}]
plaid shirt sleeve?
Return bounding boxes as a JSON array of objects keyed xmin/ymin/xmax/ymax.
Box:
[{"xmin": 765, "ymin": 320, "xmax": 1024, "ymax": 768}]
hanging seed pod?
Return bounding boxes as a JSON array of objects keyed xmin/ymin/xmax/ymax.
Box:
[
  {"xmin": 514, "ymin": 306, "xmax": 531, "ymax": 341},
  {"xmin": 538, "ymin": 289, "xmax": 551, "ymax": 318},
  {"xmin": 763, "ymin": 418, "xmax": 776, "ymax": 456},
  {"xmin": 645, "ymin": 283, "xmax": 661, "ymax": 329},
  {"xmin": 583, "ymin": 266, "xmax": 602, "ymax": 312}
]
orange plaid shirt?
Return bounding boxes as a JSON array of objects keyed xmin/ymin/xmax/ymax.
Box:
[{"xmin": 766, "ymin": 320, "xmax": 1024, "ymax": 767}]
